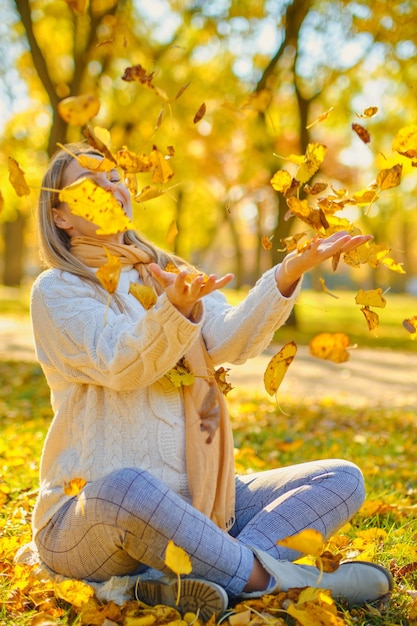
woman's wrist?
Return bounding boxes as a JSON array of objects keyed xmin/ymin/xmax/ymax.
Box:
[{"xmin": 274, "ymin": 257, "xmax": 302, "ymax": 297}]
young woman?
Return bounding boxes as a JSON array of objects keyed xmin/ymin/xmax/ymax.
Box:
[{"xmin": 29, "ymin": 142, "xmax": 392, "ymax": 620}]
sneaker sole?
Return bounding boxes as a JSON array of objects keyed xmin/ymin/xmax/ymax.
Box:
[{"xmin": 135, "ymin": 578, "xmax": 228, "ymax": 622}]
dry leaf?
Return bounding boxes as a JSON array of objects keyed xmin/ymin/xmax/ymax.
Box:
[
  {"xmin": 309, "ymin": 333, "xmax": 350, "ymax": 363},
  {"xmin": 63, "ymin": 477, "xmax": 87, "ymax": 496},
  {"xmin": 318, "ymin": 551, "xmax": 343, "ymax": 573},
  {"xmin": 319, "ymin": 278, "xmax": 339, "ymax": 299},
  {"xmin": 306, "ymin": 107, "xmax": 334, "ymax": 129},
  {"xmin": 279, "ymin": 232, "xmax": 308, "ymax": 252},
  {"xmin": 129, "ymin": 283, "xmax": 157, "ymax": 310},
  {"xmin": 261, "ymin": 235, "xmax": 273, "ymax": 250},
  {"xmin": 304, "ymin": 182, "xmax": 328, "ymax": 195},
  {"xmin": 403, "ymin": 316, "xmax": 417, "ymax": 334},
  {"xmin": 357, "ymin": 106, "xmax": 378, "ymax": 118},
  {"xmin": 193, "ymin": 102, "xmax": 206, "ymax": 124},
  {"xmin": 214, "ymin": 367, "xmax": 233, "ymax": 395},
  {"xmin": 121, "ymin": 64, "xmax": 169, "ymax": 101},
  {"xmin": 58, "ymin": 94, "xmax": 100, "ymax": 126},
  {"xmin": 360, "ymin": 306, "xmax": 380, "ymax": 332},
  {"xmin": 135, "ymin": 185, "xmax": 167, "ymax": 203},
  {"xmin": 174, "ymin": 82, "xmax": 190, "ymax": 101},
  {"xmin": 376, "ymin": 164, "xmax": 402, "ymax": 190},
  {"xmin": 264, "ymin": 341, "xmax": 297, "ymax": 396},
  {"xmin": 59, "ymin": 177, "xmax": 135, "ymax": 235},
  {"xmin": 352, "ymin": 122, "xmax": 371, "ymax": 144},
  {"xmin": 8, "ymin": 157, "xmax": 31, "ymax": 197},
  {"xmin": 277, "ymin": 529, "xmax": 324, "ymax": 557},
  {"xmin": 355, "ymin": 288, "xmax": 387, "ymax": 308},
  {"xmin": 286, "ymin": 197, "xmax": 329, "ymax": 231}
]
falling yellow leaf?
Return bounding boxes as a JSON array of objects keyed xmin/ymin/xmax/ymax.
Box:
[
  {"xmin": 286, "ymin": 197, "xmax": 329, "ymax": 231},
  {"xmin": 96, "ymin": 250, "xmax": 122, "ymax": 295},
  {"xmin": 355, "ymin": 288, "xmax": 387, "ymax": 308},
  {"xmin": 376, "ymin": 164, "xmax": 402, "ymax": 190},
  {"xmin": 380, "ymin": 256, "xmax": 406, "ymax": 274},
  {"xmin": 278, "ymin": 529, "xmax": 324, "ymax": 557},
  {"xmin": 393, "ymin": 124, "xmax": 417, "ymax": 158},
  {"xmin": 261, "ymin": 235, "xmax": 273, "ymax": 250},
  {"xmin": 296, "ymin": 143, "xmax": 327, "ymax": 184},
  {"xmin": 306, "ymin": 107, "xmax": 334, "ymax": 129},
  {"xmin": 59, "ymin": 177, "xmax": 135, "ymax": 235},
  {"xmin": 309, "ymin": 333, "xmax": 350, "ymax": 363},
  {"xmin": 63, "ymin": 477, "xmax": 87, "ymax": 496},
  {"xmin": 54, "ymin": 579, "xmax": 94, "ymax": 607},
  {"xmin": 129, "ymin": 283, "xmax": 157, "ymax": 310},
  {"xmin": 264, "ymin": 341, "xmax": 297, "ymax": 396},
  {"xmin": 58, "ymin": 93, "xmax": 100, "ymax": 126},
  {"xmin": 270, "ymin": 169, "xmax": 292, "ymax": 194},
  {"xmin": 135, "ymin": 186, "xmax": 166, "ymax": 203},
  {"xmin": 166, "ymin": 219, "xmax": 178, "ymax": 245},
  {"xmin": 357, "ymin": 106, "xmax": 378, "ymax": 118},
  {"xmin": 8, "ymin": 157, "xmax": 31, "ymax": 197},
  {"xmin": 279, "ymin": 232, "xmax": 308, "ymax": 252},
  {"xmin": 360, "ymin": 306, "xmax": 380, "ymax": 332},
  {"xmin": 214, "ymin": 367, "xmax": 233, "ymax": 395},
  {"xmin": 149, "ymin": 147, "xmax": 174, "ymax": 184}
]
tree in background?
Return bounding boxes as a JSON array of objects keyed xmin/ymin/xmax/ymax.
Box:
[{"xmin": 1, "ymin": 0, "xmax": 416, "ymax": 291}]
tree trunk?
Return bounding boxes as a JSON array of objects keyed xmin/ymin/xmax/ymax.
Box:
[{"xmin": 2, "ymin": 212, "xmax": 27, "ymax": 286}]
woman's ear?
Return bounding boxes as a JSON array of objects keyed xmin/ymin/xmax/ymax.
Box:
[{"xmin": 52, "ymin": 207, "xmax": 72, "ymax": 231}]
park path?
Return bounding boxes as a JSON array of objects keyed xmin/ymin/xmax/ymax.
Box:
[{"xmin": 1, "ymin": 316, "xmax": 416, "ymax": 409}]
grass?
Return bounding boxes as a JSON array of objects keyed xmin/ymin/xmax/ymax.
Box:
[{"xmin": 1, "ymin": 285, "xmax": 417, "ymax": 624}]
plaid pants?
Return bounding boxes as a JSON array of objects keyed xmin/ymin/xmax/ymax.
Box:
[{"xmin": 36, "ymin": 459, "xmax": 364, "ymax": 597}]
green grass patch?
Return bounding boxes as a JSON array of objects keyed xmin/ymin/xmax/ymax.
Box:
[{"xmin": 1, "ymin": 361, "xmax": 417, "ymax": 624}]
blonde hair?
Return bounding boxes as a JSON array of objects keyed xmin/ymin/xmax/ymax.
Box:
[{"xmin": 38, "ymin": 142, "xmax": 189, "ymax": 282}]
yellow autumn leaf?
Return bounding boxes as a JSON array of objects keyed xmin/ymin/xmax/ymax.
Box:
[
  {"xmin": 63, "ymin": 477, "xmax": 87, "ymax": 496},
  {"xmin": 165, "ymin": 541, "xmax": 192, "ymax": 576},
  {"xmin": 270, "ymin": 169, "xmax": 292, "ymax": 194},
  {"xmin": 166, "ymin": 219, "xmax": 178, "ymax": 245},
  {"xmin": 287, "ymin": 599, "xmax": 345, "ymax": 626},
  {"xmin": 8, "ymin": 157, "xmax": 31, "ymax": 197},
  {"xmin": 309, "ymin": 333, "xmax": 350, "ymax": 363},
  {"xmin": 287, "ymin": 197, "xmax": 329, "ymax": 231},
  {"xmin": 129, "ymin": 283, "xmax": 157, "ymax": 310},
  {"xmin": 376, "ymin": 163, "xmax": 402, "ymax": 190},
  {"xmin": 58, "ymin": 93, "xmax": 100, "ymax": 126},
  {"xmin": 306, "ymin": 107, "xmax": 334, "ymax": 129},
  {"xmin": 135, "ymin": 185, "xmax": 167, "ymax": 203},
  {"xmin": 149, "ymin": 147, "xmax": 174, "ymax": 184},
  {"xmin": 55, "ymin": 579, "xmax": 94, "ymax": 607},
  {"xmin": 393, "ymin": 124, "xmax": 417, "ymax": 158},
  {"xmin": 360, "ymin": 306, "xmax": 380, "ymax": 332},
  {"xmin": 264, "ymin": 341, "xmax": 297, "ymax": 396},
  {"xmin": 355, "ymin": 288, "xmax": 387, "ymax": 308},
  {"xmin": 296, "ymin": 143, "xmax": 327, "ymax": 184},
  {"xmin": 59, "ymin": 177, "xmax": 135, "ymax": 235},
  {"xmin": 165, "ymin": 363, "xmax": 195, "ymax": 387},
  {"xmin": 380, "ymin": 256, "xmax": 406, "ymax": 274},
  {"xmin": 96, "ymin": 250, "xmax": 122, "ymax": 295},
  {"xmin": 117, "ymin": 147, "xmax": 152, "ymax": 173},
  {"xmin": 277, "ymin": 529, "xmax": 324, "ymax": 557}
]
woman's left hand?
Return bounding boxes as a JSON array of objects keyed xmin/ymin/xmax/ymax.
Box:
[
  {"xmin": 275, "ymin": 231, "xmax": 373, "ymax": 297},
  {"xmin": 149, "ymin": 263, "xmax": 234, "ymax": 318}
]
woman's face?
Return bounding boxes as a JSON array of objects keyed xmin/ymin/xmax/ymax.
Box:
[{"xmin": 52, "ymin": 155, "xmax": 133, "ymax": 243}]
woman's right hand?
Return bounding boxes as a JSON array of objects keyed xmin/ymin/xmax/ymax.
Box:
[{"xmin": 149, "ymin": 263, "xmax": 234, "ymax": 319}]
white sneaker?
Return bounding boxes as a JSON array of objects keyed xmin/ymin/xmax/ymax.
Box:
[
  {"xmin": 241, "ymin": 549, "xmax": 393, "ymax": 605},
  {"xmin": 135, "ymin": 576, "xmax": 229, "ymax": 621}
]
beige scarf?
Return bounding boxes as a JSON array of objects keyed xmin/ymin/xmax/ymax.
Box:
[{"xmin": 70, "ymin": 236, "xmax": 235, "ymax": 530}]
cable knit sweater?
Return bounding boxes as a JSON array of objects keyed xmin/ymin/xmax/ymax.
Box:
[{"xmin": 30, "ymin": 264, "xmax": 300, "ymax": 537}]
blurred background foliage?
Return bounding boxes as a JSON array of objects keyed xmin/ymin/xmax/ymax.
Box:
[{"xmin": 0, "ymin": 0, "xmax": 416, "ymax": 298}]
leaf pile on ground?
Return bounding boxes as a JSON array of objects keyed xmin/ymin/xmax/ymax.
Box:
[{"xmin": 1, "ymin": 360, "xmax": 417, "ymax": 625}]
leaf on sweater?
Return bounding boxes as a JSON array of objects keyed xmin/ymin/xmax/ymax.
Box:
[
  {"xmin": 165, "ymin": 358, "xmax": 195, "ymax": 387},
  {"xmin": 8, "ymin": 157, "xmax": 31, "ymax": 197},
  {"xmin": 63, "ymin": 477, "xmax": 87, "ymax": 496},
  {"xmin": 96, "ymin": 249, "xmax": 122, "ymax": 294},
  {"xmin": 309, "ymin": 333, "xmax": 350, "ymax": 363},
  {"xmin": 264, "ymin": 341, "xmax": 297, "ymax": 396},
  {"xmin": 129, "ymin": 283, "xmax": 157, "ymax": 309}
]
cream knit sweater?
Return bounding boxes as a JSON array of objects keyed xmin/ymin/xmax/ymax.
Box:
[{"xmin": 30, "ymin": 265, "xmax": 300, "ymax": 537}]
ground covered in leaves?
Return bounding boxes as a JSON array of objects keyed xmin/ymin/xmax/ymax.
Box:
[{"xmin": 1, "ymin": 359, "xmax": 417, "ymax": 626}]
